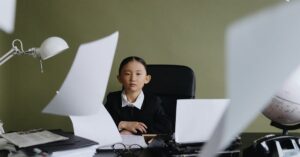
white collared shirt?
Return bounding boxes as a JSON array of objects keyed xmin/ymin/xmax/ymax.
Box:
[{"xmin": 121, "ymin": 91, "xmax": 144, "ymax": 110}]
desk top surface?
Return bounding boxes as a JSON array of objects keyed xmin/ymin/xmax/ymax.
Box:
[{"xmin": 2, "ymin": 132, "xmax": 300, "ymax": 157}]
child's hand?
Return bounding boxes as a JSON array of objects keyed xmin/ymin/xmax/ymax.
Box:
[
  {"xmin": 118, "ymin": 121, "xmax": 148, "ymax": 134},
  {"xmin": 119, "ymin": 130, "xmax": 133, "ymax": 135}
]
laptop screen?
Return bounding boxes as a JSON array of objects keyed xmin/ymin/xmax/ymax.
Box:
[{"xmin": 174, "ymin": 99, "xmax": 229, "ymax": 144}]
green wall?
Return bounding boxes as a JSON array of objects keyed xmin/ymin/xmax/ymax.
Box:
[
  {"xmin": 0, "ymin": 0, "xmax": 286, "ymax": 133},
  {"xmin": 0, "ymin": 31, "xmax": 10, "ymax": 127}
]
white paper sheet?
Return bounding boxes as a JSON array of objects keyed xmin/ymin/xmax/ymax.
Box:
[
  {"xmin": 0, "ymin": 0, "xmax": 16, "ymax": 33},
  {"xmin": 200, "ymin": 1, "xmax": 300, "ymax": 157},
  {"xmin": 43, "ymin": 32, "xmax": 118, "ymax": 116},
  {"xmin": 121, "ymin": 135, "xmax": 148, "ymax": 148},
  {"xmin": 51, "ymin": 145, "xmax": 99, "ymax": 157},
  {"xmin": 98, "ymin": 135, "xmax": 148, "ymax": 150},
  {"xmin": 70, "ymin": 109, "xmax": 122, "ymax": 147},
  {"xmin": 1, "ymin": 130, "xmax": 68, "ymax": 148},
  {"xmin": 175, "ymin": 99, "xmax": 229, "ymax": 144}
]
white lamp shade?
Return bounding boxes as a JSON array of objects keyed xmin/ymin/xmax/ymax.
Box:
[{"xmin": 37, "ymin": 36, "xmax": 69, "ymax": 60}]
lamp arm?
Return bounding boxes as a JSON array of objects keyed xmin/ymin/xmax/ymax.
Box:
[
  {"xmin": 0, "ymin": 47, "xmax": 18, "ymax": 66},
  {"xmin": 0, "ymin": 39, "xmax": 26, "ymax": 66}
]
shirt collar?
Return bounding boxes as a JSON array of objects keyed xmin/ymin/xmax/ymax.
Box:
[{"xmin": 121, "ymin": 91, "xmax": 144, "ymax": 110}]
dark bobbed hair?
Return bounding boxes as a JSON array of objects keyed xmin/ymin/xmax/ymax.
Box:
[{"xmin": 118, "ymin": 56, "xmax": 148, "ymax": 74}]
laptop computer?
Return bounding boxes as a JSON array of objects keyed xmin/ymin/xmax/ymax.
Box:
[
  {"xmin": 172, "ymin": 99, "xmax": 241, "ymax": 156},
  {"xmin": 174, "ymin": 99, "xmax": 230, "ymax": 144}
]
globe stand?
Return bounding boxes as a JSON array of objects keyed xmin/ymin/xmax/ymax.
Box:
[
  {"xmin": 243, "ymin": 121, "xmax": 300, "ymax": 157},
  {"xmin": 270, "ymin": 121, "xmax": 300, "ymax": 135}
]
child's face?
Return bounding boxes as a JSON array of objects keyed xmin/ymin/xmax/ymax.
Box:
[{"xmin": 118, "ymin": 61, "xmax": 151, "ymax": 93}]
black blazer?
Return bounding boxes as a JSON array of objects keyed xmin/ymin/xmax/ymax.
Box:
[{"xmin": 104, "ymin": 91, "xmax": 172, "ymax": 134}]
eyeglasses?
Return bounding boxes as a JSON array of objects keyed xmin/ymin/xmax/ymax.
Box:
[{"xmin": 112, "ymin": 143, "xmax": 144, "ymax": 156}]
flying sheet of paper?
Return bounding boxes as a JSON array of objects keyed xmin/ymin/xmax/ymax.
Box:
[
  {"xmin": 0, "ymin": 0, "xmax": 16, "ymax": 33},
  {"xmin": 200, "ymin": 1, "xmax": 300, "ymax": 157},
  {"xmin": 43, "ymin": 32, "xmax": 118, "ymax": 116},
  {"xmin": 175, "ymin": 99, "xmax": 229, "ymax": 144},
  {"xmin": 70, "ymin": 109, "xmax": 122, "ymax": 147}
]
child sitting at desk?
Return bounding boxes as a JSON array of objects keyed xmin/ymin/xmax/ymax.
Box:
[{"xmin": 105, "ymin": 56, "xmax": 172, "ymax": 135}]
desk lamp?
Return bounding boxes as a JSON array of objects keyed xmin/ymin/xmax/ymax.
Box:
[
  {"xmin": 0, "ymin": 37, "xmax": 69, "ymax": 72},
  {"xmin": 0, "ymin": 37, "xmax": 68, "ymax": 133}
]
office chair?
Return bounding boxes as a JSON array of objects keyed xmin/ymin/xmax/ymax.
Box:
[{"xmin": 143, "ymin": 64, "xmax": 196, "ymax": 133}]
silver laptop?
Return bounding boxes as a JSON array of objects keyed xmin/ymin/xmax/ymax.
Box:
[{"xmin": 174, "ymin": 99, "xmax": 229, "ymax": 144}]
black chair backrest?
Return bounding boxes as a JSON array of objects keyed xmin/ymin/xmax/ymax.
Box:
[{"xmin": 143, "ymin": 64, "xmax": 196, "ymax": 132}]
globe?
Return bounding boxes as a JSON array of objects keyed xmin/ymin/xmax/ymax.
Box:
[{"xmin": 263, "ymin": 66, "xmax": 300, "ymax": 126}]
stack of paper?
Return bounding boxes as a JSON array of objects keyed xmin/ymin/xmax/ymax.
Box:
[
  {"xmin": 1, "ymin": 130, "xmax": 68, "ymax": 148},
  {"xmin": 51, "ymin": 145, "xmax": 99, "ymax": 157}
]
